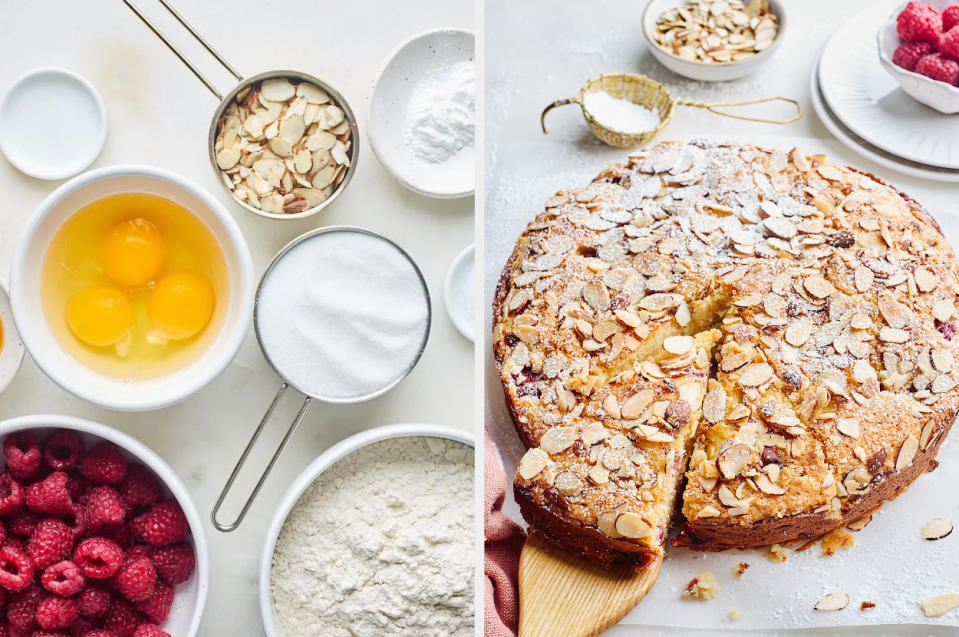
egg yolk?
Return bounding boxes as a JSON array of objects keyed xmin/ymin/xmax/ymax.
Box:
[
  {"xmin": 148, "ymin": 271, "xmax": 214, "ymax": 340},
  {"xmin": 67, "ymin": 285, "xmax": 134, "ymax": 347},
  {"xmin": 103, "ymin": 218, "xmax": 165, "ymax": 287}
]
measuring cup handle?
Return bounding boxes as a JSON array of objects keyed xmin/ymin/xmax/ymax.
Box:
[
  {"xmin": 211, "ymin": 383, "xmax": 312, "ymax": 532},
  {"xmin": 122, "ymin": 0, "xmax": 243, "ymax": 100},
  {"xmin": 540, "ymin": 98, "xmax": 578, "ymax": 135}
]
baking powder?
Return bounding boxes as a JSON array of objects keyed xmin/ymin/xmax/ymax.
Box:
[
  {"xmin": 256, "ymin": 231, "xmax": 429, "ymax": 400},
  {"xmin": 582, "ymin": 90, "xmax": 661, "ymax": 134},
  {"xmin": 271, "ymin": 436, "xmax": 474, "ymax": 637},
  {"xmin": 404, "ymin": 61, "xmax": 475, "ymax": 163}
]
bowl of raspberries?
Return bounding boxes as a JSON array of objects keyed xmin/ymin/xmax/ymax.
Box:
[
  {"xmin": 0, "ymin": 415, "xmax": 208, "ymax": 637},
  {"xmin": 879, "ymin": 1, "xmax": 959, "ymax": 113}
]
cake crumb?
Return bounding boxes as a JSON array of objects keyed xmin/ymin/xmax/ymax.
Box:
[
  {"xmin": 683, "ymin": 571, "xmax": 720, "ymax": 600},
  {"xmin": 734, "ymin": 562, "xmax": 749, "ymax": 577},
  {"xmin": 821, "ymin": 529, "xmax": 855, "ymax": 556},
  {"xmin": 765, "ymin": 543, "xmax": 789, "ymax": 563},
  {"xmin": 861, "ymin": 601, "xmax": 876, "ymax": 610},
  {"xmin": 728, "ymin": 608, "xmax": 741, "ymax": 621}
]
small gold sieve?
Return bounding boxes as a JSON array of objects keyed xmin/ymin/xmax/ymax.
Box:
[{"xmin": 541, "ymin": 72, "xmax": 802, "ymax": 148}]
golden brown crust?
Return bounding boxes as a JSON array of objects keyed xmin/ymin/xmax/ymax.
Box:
[{"xmin": 494, "ymin": 140, "xmax": 959, "ymax": 567}]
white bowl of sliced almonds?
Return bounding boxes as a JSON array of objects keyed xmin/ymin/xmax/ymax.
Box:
[
  {"xmin": 210, "ymin": 71, "xmax": 359, "ymax": 220},
  {"xmin": 643, "ymin": 0, "xmax": 785, "ymax": 81}
]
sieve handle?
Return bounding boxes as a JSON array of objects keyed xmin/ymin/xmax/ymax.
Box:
[
  {"xmin": 540, "ymin": 98, "xmax": 581, "ymax": 134},
  {"xmin": 212, "ymin": 383, "xmax": 312, "ymax": 532},
  {"xmin": 122, "ymin": 0, "xmax": 243, "ymax": 100},
  {"xmin": 673, "ymin": 96, "xmax": 803, "ymax": 125}
]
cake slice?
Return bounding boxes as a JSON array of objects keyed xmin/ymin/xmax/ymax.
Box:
[{"xmin": 514, "ymin": 330, "xmax": 718, "ymax": 566}]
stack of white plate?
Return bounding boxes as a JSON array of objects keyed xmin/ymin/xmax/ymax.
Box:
[{"xmin": 812, "ymin": 2, "xmax": 959, "ymax": 183}]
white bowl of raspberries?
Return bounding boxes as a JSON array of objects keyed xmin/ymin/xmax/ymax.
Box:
[
  {"xmin": 0, "ymin": 415, "xmax": 208, "ymax": 637},
  {"xmin": 879, "ymin": 1, "xmax": 959, "ymax": 113}
]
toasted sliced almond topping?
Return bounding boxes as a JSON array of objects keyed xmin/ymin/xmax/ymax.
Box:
[
  {"xmin": 517, "ymin": 448, "xmax": 548, "ymax": 480},
  {"xmin": 615, "ymin": 512, "xmax": 652, "ymax": 538},
  {"xmin": 836, "ymin": 418, "xmax": 860, "ymax": 438},
  {"xmin": 921, "ymin": 517, "xmax": 953, "ymax": 541},
  {"xmin": 915, "ymin": 267, "xmax": 937, "ymax": 292},
  {"xmin": 739, "ymin": 363, "xmax": 774, "ymax": 387},
  {"xmin": 663, "ymin": 335, "xmax": 694, "ymax": 355},
  {"xmin": 896, "ymin": 435, "xmax": 919, "ymax": 471},
  {"xmin": 804, "ymin": 275, "xmax": 836, "ymax": 299},
  {"xmin": 540, "ymin": 427, "xmax": 578, "ymax": 455},
  {"xmin": 784, "ymin": 321, "xmax": 811, "ymax": 347},
  {"xmin": 933, "ymin": 299, "xmax": 955, "ymax": 322},
  {"xmin": 718, "ymin": 444, "xmax": 750, "ymax": 479},
  {"xmin": 703, "ymin": 387, "xmax": 727, "ymax": 424},
  {"xmin": 755, "ymin": 474, "xmax": 785, "ymax": 495},
  {"xmin": 922, "ymin": 593, "xmax": 959, "ymax": 617},
  {"xmin": 879, "ymin": 327, "xmax": 909, "ymax": 343},
  {"xmin": 621, "ymin": 390, "xmax": 654, "ymax": 419},
  {"xmin": 814, "ymin": 592, "xmax": 850, "ymax": 611}
]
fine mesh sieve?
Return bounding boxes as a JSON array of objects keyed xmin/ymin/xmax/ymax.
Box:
[
  {"xmin": 211, "ymin": 226, "xmax": 431, "ymax": 532},
  {"xmin": 540, "ymin": 72, "xmax": 802, "ymax": 148}
]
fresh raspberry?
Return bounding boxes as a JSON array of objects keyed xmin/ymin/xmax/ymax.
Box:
[
  {"xmin": 112, "ymin": 557, "xmax": 155, "ymax": 603},
  {"xmin": 2, "ymin": 537, "xmax": 27, "ymax": 555},
  {"xmin": 898, "ymin": 2, "xmax": 943, "ymax": 43},
  {"xmin": 93, "ymin": 525, "xmax": 130, "ymax": 551},
  {"xmin": 941, "ymin": 25, "xmax": 959, "ymax": 60},
  {"xmin": 944, "ymin": 5, "xmax": 959, "ymax": 31},
  {"xmin": 40, "ymin": 561, "xmax": 84, "ymax": 597},
  {"xmin": 76, "ymin": 586, "xmax": 110, "ymax": 619},
  {"xmin": 41, "ymin": 433, "xmax": 84, "ymax": 474},
  {"xmin": 916, "ymin": 52, "xmax": 959, "ymax": 83},
  {"xmin": 149, "ymin": 544, "xmax": 194, "ymax": 585},
  {"xmin": 132, "ymin": 625, "xmax": 168, "ymax": 637},
  {"xmin": 80, "ymin": 445, "xmax": 126, "ymax": 486},
  {"xmin": 0, "ymin": 474, "xmax": 25, "ymax": 515},
  {"xmin": 135, "ymin": 582, "xmax": 171, "ymax": 625},
  {"xmin": 64, "ymin": 476, "xmax": 86, "ymax": 502},
  {"xmin": 28, "ymin": 520, "xmax": 73, "ymax": 570},
  {"xmin": 3, "ymin": 435, "xmax": 42, "ymax": 482},
  {"xmin": 117, "ymin": 467, "xmax": 160, "ymax": 511},
  {"xmin": 6, "ymin": 585, "xmax": 41, "ymax": 632},
  {"xmin": 6, "ymin": 512, "xmax": 40, "ymax": 538},
  {"xmin": 893, "ymin": 39, "xmax": 934, "ymax": 70},
  {"xmin": 129, "ymin": 503, "xmax": 187, "ymax": 548},
  {"xmin": 36, "ymin": 595, "xmax": 79, "ymax": 630},
  {"xmin": 0, "ymin": 546, "xmax": 34, "ymax": 592},
  {"xmin": 25, "ymin": 473, "xmax": 73, "ymax": 517},
  {"xmin": 82, "ymin": 631, "xmax": 117, "ymax": 637},
  {"xmin": 72, "ymin": 538, "xmax": 122, "ymax": 580},
  {"xmin": 81, "ymin": 488, "xmax": 125, "ymax": 532},
  {"xmin": 68, "ymin": 617, "xmax": 97, "ymax": 635},
  {"xmin": 103, "ymin": 598, "xmax": 141, "ymax": 637}
]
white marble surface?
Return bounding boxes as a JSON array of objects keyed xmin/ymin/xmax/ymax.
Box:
[
  {"xmin": 0, "ymin": 1, "xmax": 474, "ymax": 635},
  {"xmin": 485, "ymin": 0, "xmax": 959, "ymax": 634}
]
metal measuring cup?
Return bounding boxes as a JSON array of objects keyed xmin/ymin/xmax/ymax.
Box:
[
  {"xmin": 211, "ymin": 226, "xmax": 431, "ymax": 531},
  {"xmin": 123, "ymin": 0, "xmax": 359, "ymax": 220}
]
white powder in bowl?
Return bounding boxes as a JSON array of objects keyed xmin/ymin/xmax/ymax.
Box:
[
  {"xmin": 404, "ymin": 61, "xmax": 475, "ymax": 163},
  {"xmin": 256, "ymin": 231, "xmax": 429, "ymax": 400},
  {"xmin": 582, "ymin": 90, "xmax": 661, "ymax": 135},
  {"xmin": 271, "ymin": 436, "xmax": 474, "ymax": 637}
]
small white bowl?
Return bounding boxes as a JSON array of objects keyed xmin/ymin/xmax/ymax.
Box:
[
  {"xmin": 370, "ymin": 29, "xmax": 475, "ymax": 198},
  {"xmin": 444, "ymin": 244, "xmax": 474, "ymax": 342},
  {"xmin": 0, "ymin": 414, "xmax": 209, "ymax": 636},
  {"xmin": 642, "ymin": 0, "xmax": 786, "ymax": 82},
  {"xmin": 0, "ymin": 279, "xmax": 25, "ymax": 394},
  {"xmin": 10, "ymin": 165, "xmax": 255, "ymax": 411},
  {"xmin": 259, "ymin": 423, "xmax": 474, "ymax": 637},
  {"xmin": 0, "ymin": 68, "xmax": 107, "ymax": 180},
  {"xmin": 878, "ymin": 1, "xmax": 959, "ymax": 114}
]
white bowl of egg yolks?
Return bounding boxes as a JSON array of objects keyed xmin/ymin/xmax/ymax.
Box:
[{"xmin": 10, "ymin": 166, "xmax": 254, "ymax": 411}]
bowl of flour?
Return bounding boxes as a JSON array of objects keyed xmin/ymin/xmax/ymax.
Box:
[
  {"xmin": 261, "ymin": 424, "xmax": 474, "ymax": 637},
  {"xmin": 370, "ymin": 29, "xmax": 474, "ymax": 198}
]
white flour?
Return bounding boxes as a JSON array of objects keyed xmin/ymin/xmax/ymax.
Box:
[
  {"xmin": 582, "ymin": 90, "xmax": 661, "ymax": 134},
  {"xmin": 404, "ymin": 61, "xmax": 475, "ymax": 163},
  {"xmin": 256, "ymin": 231, "xmax": 429, "ymax": 400},
  {"xmin": 271, "ymin": 436, "xmax": 474, "ymax": 637}
]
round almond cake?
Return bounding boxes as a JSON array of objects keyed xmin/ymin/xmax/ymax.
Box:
[{"xmin": 493, "ymin": 140, "xmax": 959, "ymax": 568}]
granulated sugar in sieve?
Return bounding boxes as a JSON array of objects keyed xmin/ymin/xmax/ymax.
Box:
[{"xmin": 256, "ymin": 230, "xmax": 429, "ymax": 400}]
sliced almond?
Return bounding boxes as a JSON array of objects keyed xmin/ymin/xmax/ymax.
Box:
[
  {"xmin": 539, "ymin": 427, "xmax": 578, "ymax": 455},
  {"xmin": 517, "ymin": 448, "xmax": 549, "ymax": 480},
  {"xmin": 784, "ymin": 321, "xmax": 811, "ymax": 347},
  {"xmin": 663, "ymin": 335, "xmax": 693, "ymax": 355},
  {"xmin": 755, "ymin": 473, "xmax": 785, "ymax": 495},
  {"xmin": 895, "ymin": 435, "xmax": 919, "ymax": 472},
  {"xmin": 836, "ymin": 418, "xmax": 860, "ymax": 438},
  {"xmin": 921, "ymin": 517, "xmax": 953, "ymax": 541},
  {"xmin": 702, "ymin": 387, "xmax": 727, "ymax": 424},
  {"xmin": 804, "ymin": 275, "xmax": 836, "ymax": 299},
  {"xmin": 739, "ymin": 363, "xmax": 774, "ymax": 387},
  {"xmin": 922, "ymin": 593, "xmax": 959, "ymax": 617},
  {"xmin": 621, "ymin": 390, "xmax": 654, "ymax": 420},
  {"xmin": 261, "ymin": 78, "xmax": 295, "ymax": 102},
  {"xmin": 814, "ymin": 592, "xmax": 849, "ymax": 611},
  {"xmin": 718, "ymin": 444, "xmax": 750, "ymax": 479},
  {"xmin": 615, "ymin": 512, "xmax": 652, "ymax": 539}
]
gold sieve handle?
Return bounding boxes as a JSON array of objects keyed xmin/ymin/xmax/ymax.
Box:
[
  {"xmin": 673, "ymin": 96, "xmax": 803, "ymax": 125},
  {"xmin": 541, "ymin": 97, "xmax": 582, "ymax": 134}
]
